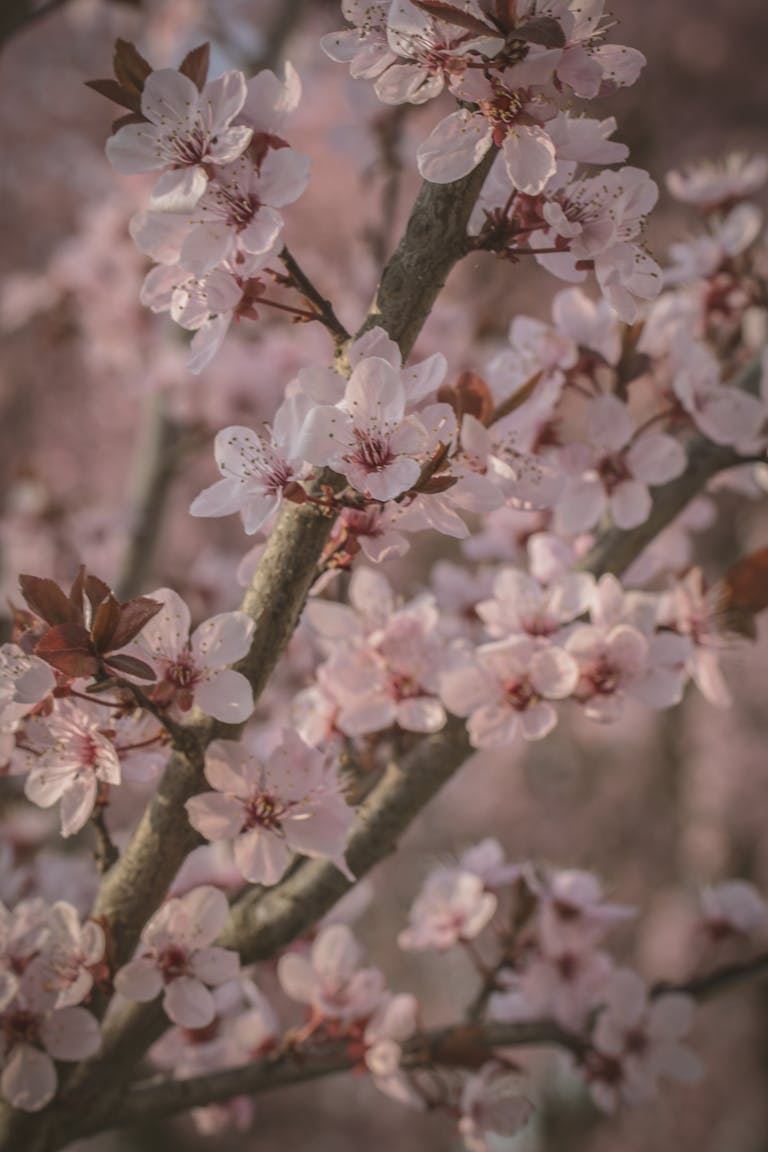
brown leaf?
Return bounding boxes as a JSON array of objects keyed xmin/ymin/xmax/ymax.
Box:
[
  {"xmin": 478, "ymin": 0, "xmax": 518, "ymax": 29},
  {"xmin": 721, "ymin": 548, "xmax": 768, "ymax": 615},
  {"xmin": 110, "ymin": 597, "xmax": 163, "ymax": 651},
  {"xmin": 91, "ymin": 594, "xmax": 122, "ymax": 653},
  {"xmin": 179, "ymin": 43, "xmax": 210, "ymax": 91},
  {"xmin": 111, "ymin": 111, "xmax": 148, "ymax": 133},
  {"xmin": 457, "ymin": 370, "xmax": 495, "ymax": 424},
  {"xmin": 84, "ymin": 78, "xmax": 142, "ymax": 114},
  {"xmin": 516, "ymin": 16, "xmax": 566, "ymax": 48},
  {"xmin": 35, "ymin": 624, "xmax": 100, "ymax": 678},
  {"xmin": 418, "ymin": 474, "xmax": 459, "ymax": 495},
  {"xmin": 104, "ymin": 653, "xmax": 157, "ymax": 681},
  {"xmin": 113, "ymin": 39, "xmax": 152, "ymax": 95},
  {"xmin": 19, "ymin": 576, "xmax": 76, "ymax": 626},
  {"xmin": 83, "ymin": 574, "xmax": 113, "ymax": 615},
  {"xmin": 487, "ymin": 369, "xmax": 542, "ymax": 425},
  {"xmin": 409, "ymin": 0, "xmax": 494, "ymax": 35}
]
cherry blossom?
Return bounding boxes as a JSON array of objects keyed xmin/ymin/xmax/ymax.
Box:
[
  {"xmin": 131, "ymin": 588, "xmax": 255, "ymax": 723},
  {"xmin": 40, "ymin": 902, "xmax": 105, "ymax": 1009},
  {"xmin": 106, "ymin": 69, "xmax": 253, "ymax": 210},
  {"xmin": 398, "ymin": 867, "xmax": 497, "ymax": 951},
  {"xmin": 590, "ymin": 969, "xmax": 702, "ymax": 1110},
  {"xmin": 114, "ymin": 886, "xmax": 239, "ymax": 1028},
  {"xmin": 23, "ymin": 699, "xmax": 121, "ymax": 837},
  {"xmin": 459, "ymin": 1064, "xmax": 534, "ymax": 1152},
  {"xmin": 321, "ymin": 1, "xmax": 396, "ymax": 81},
  {"xmin": 0, "ymin": 645, "xmax": 55, "ymax": 765},
  {"xmin": 554, "ymin": 394, "xmax": 686, "ymax": 534},
  {"xmin": 190, "ymin": 396, "xmax": 313, "ymax": 535},
  {"xmin": 700, "ymin": 880, "xmax": 768, "ymax": 939},
  {"xmin": 440, "ymin": 637, "xmax": 578, "ymax": 748},
  {"xmin": 364, "ymin": 992, "xmax": 421, "ymax": 1107},
  {"xmin": 297, "ymin": 356, "xmax": 433, "ymax": 502},
  {"xmin": 185, "ymin": 733, "xmax": 354, "ymax": 885},
  {"xmin": 666, "ymin": 153, "xmax": 768, "ymax": 210},
  {"xmin": 278, "ymin": 924, "xmax": 386, "ymax": 1025},
  {"xmin": 476, "ymin": 568, "xmax": 594, "ymax": 640}
]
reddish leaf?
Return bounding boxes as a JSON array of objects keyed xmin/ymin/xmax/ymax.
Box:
[
  {"xmin": 19, "ymin": 576, "xmax": 76, "ymax": 626},
  {"xmin": 409, "ymin": 0, "xmax": 494, "ymax": 35},
  {"xmin": 111, "ymin": 111, "xmax": 147, "ymax": 132},
  {"xmin": 110, "ymin": 597, "xmax": 163, "ymax": 651},
  {"xmin": 478, "ymin": 0, "xmax": 518, "ymax": 29},
  {"xmin": 84, "ymin": 574, "xmax": 113, "ymax": 615},
  {"xmin": 113, "ymin": 39, "xmax": 152, "ymax": 95},
  {"xmin": 458, "ymin": 370, "xmax": 495, "ymax": 423},
  {"xmin": 418, "ymin": 474, "xmax": 459, "ymax": 494},
  {"xmin": 35, "ymin": 624, "xmax": 100, "ymax": 678},
  {"xmin": 516, "ymin": 16, "xmax": 566, "ymax": 48},
  {"xmin": 179, "ymin": 43, "xmax": 210, "ymax": 91},
  {"xmin": 84, "ymin": 78, "xmax": 142, "ymax": 114},
  {"xmin": 104, "ymin": 653, "xmax": 157, "ymax": 681},
  {"xmin": 91, "ymin": 594, "xmax": 122, "ymax": 653},
  {"xmin": 721, "ymin": 548, "xmax": 768, "ymax": 615}
]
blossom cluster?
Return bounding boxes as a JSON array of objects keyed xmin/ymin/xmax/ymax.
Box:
[{"xmin": 103, "ymin": 46, "xmax": 310, "ymax": 371}]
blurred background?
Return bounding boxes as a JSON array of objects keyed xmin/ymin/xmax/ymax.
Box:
[{"xmin": 2, "ymin": 1, "xmax": 768, "ymax": 1150}]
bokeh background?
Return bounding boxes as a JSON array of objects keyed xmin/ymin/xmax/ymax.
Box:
[{"xmin": 2, "ymin": 1, "xmax": 768, "ymax": 1150}]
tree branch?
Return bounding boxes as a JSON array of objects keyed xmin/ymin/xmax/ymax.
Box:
[{"xmin": 70, "ymin": 951, "xmax": 768, "ymax": 1136}]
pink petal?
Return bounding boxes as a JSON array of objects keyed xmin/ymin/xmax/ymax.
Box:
[
  {"xmin": 186, "ymin": 792, "xmax": 245, "ymax": 841},
  {"xmin": 502, "ymin": 126, "xmax": 557, "ymax": 195},
  {"xmin": 192, "ymin": 611, "xmax": 254, "ymax": 668},
  {"xmin": 234, "ymin": 827, "xmax": 292, "ymax": 885},
  {"xmin": 1, "ymin": 1044, "xmax": 57, "ymax": 1112},
  {"xmin": 195, "ymin": 669, "xmax": 254, "ymax": 723},
  {"xmin": 114, "ymin": 957, "xmax": 163, "ymax": 1002},
  {"xmin": 164, "ymin": 976, "xmax": 216, "ymax": 1028},
  {"xmin": 41, "ymin": 1007, "xmax": 100, "ymax": 1061},
  {"xmin": 417, "ymin": 110, "xmax": 492, "ymax": 184},
  {"xmin": 189, "ymin": 946, "xmax": 240, "ymax": 986}
]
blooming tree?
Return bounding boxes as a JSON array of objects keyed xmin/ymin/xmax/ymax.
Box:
[{"xmin": 1, "ymin": 3, "xmax": 768, "ymax": 1151}]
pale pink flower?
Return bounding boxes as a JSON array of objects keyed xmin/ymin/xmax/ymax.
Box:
[
  {"xmin": 520, "ymin": 941, "xmax": 613, "ymax": 1029},
  {"xmin": 185, "ymin": 733, "xmax": 353, "ymax": 885},
  {"xmin": 700, "ymin": 880, "xmax": 768, "ymax": 939},
  {"xmin": 666, "ymin": 153, "xmax": 768, "ymax": 211},
  {"xmin": 41, "ymin": 902, "xmax": 105, "ymax": 1009},
  {"xmin": 298, "ymin": 357, "xmax": 430, "ymax": 502},
  {"xmin": 418, "ymin": 60, "xmax": 561, "ymax": 191},
  {"xmin": 477, "ymin": 569, "xmax": 594, "ymax": 641},
  {"xmin": 554, "ymin": 394, "xmax": 686, "ymax": 534},
  {"xmin": 129, "ymin": 148, "xmax": 308, "ymax": 277},
  {"xmin": 321, "ymin": 1, "xmax": 397, "ymax": 81},
  {"xmin": 0, "ymin": 645, "xmax": 55, "ymax": 766},
  {"xmin": 139, "ymin": 260, "xmax": 247, "ymax": 373},
  {"xmin": 398, "ymin": 868, "xmax": 497, "ymax": 951},
  {"xmin": 0, "ymin": 958, "xmax": 100, "ymax": 1112},
  {"xmin": 131, "ymin": 588, "xmax": 254, "ymax": 723},
  {"xmin": 591, "ymin": 969, "xmax": 702, "ymax": 1110},
  {"xmin": 114, "ymin": 886, "xmax": 239, "ymax": 1028},
  {"xmin": 535, "ymin": 869, "xmax": 635, "ymax": 950},
  {"xmin": 364, "ymin": 992, "xmax": 421, "ymax": 1107},
  {"xmin": 670, "ymin": 340, "xmax": 766, "ymax": 453},
  {"xmin": 565, "ymin": 620, "xmax": 648, "ymax": 723},
  {"xmin": 278, "ymin": 924, "xmax": 386, "ymax": 1024},
  {"xmin": 458, "ymin": 839, "xmax": 528, "ymax": 890},
  {"xmin": 441, "ymin": 637, "xmax": 578, "ymax": 748},
  {"xmin": 23, "ymin": 700, "xmax": 121, "ymax": 837},
  {"xmin": 658, "ymin": 568, "xmax": 733, "ymax": 708},
  {"xmin": 459, "ymin": 1064, "xmax": 534, "ymax": 1152},
  {"xmin": 665, "ymin": 203, "xmax": 763, "ymax": 284},
  {"xmin": 190, "ymin": 396, "xmax": 312, "ymax": 535},
  {"xmin": 106, "ymin": 69, "xmax": 253, "ymax": 210},
  {"xmin": 240, "ymin": 61, "xmax": 302, "ymax": 139}
]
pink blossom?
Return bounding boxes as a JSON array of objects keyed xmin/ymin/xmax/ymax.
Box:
[
  {"xmin": 298, "ymin": 357, "xmax": 431, "ymax": 502},
  {"xmin": 40, "ymin": 902, "xmax": 105, "ymax": 1009},
  {"xmin": 131, "ymin": 588, "xmax": 254, "ymax": 723},
  {"xmin": 459, "ymin": 1064, "xmax": 534, "ymax": 1152},
  {"xmin": 364, "ymin": 992, "xmax": 421, "ymax": 1107},
  {"xmin": 700, "ymin": 880, "xmax": 768, "ymax": 939},
  {"xmin": 185, "ymin": 733, "xmax": 354, "ymax": 886},
  {"xmin": 554, "ymin": 394, "xmax": 686, "ymax": 534},
  {"xmin": 190, "ymin": 397, "xmax": 312, "ymax": 535},
  {"xmin": 278, "ymin": 924, "xmax": 386, "ymax": 1025},
  {"xmin": 441, "ymin": 637, "xmax": 578, "ymax": 748},
  {"xmin": 590, "ymin": 969, "xmax": 702, "ymax": 1110},
  {"xmin": 114, "ymin": 886, "xmax": 239, "ymax": 1028},
  {"xmin": 0, "ymin": 644, "xmax": 55, "ymax": 766},
  {"xmin": 658, "ymin": 568, "xmax": 733, "ymax": 707},
  {"xmin": 23, "ymin": 700, "xmax": 121, "ymax": 837},
  {"xmin": 0, "ymin": 957, "xmax": 100, "ymax": 1112},
  {"xmin": 666, "ymin": 153, "xmax": 768, "ymax": 211},
  {"xmin": 520, "ymin": 940, "xmax": 613, "ymax": 1029},
  {"xmin": 535, "ymin": 869, "xmax": 635, "ymax": 950},
  {"xmin": 321, "ymin": 1, "xmax": 397, "ymax": 81},
  {"xmin": 106, "ymin": 69, "xmax": 253, "ymax": 210},
  {"xmin": 477, "ymin": 569, "xmax": 594, "ymax": 640},
  {"xmin": 398, "ymin": 868, "xmax": 497, "ymax": 951}
]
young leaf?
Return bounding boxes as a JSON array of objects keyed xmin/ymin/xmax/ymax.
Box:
[
  {"xmin": 409, "ymin": 0, "xmax": 494, "ymax": 35},
  {"xmin": 91, "ymin": 594, "xmax": 122, "ymax": 653},
  {"xmin": 515, "ymin": 16, "xmax": 566, "ymax": 48},
  {"xmin": 179, "ymin": 43, "xmax": 210, "ymax": 91},
  {"xmin": 34, "ymin": 624, "xmax": 100, "ymax": 678},
  {"xmin": 113, "ymin": 39, "xmax": 152, "ymax": 95},
  {"xmin": 110, "ymin": 597, "xmax": 164, "ymax": 651},
  {"xmin": 84, "ymin": 78, "xmax": 143, "ymax": 115},
  {"xmin": 104, "ymin": 653, "xmax": 157, "ymax": 681},
  {"xmin": 19, "ymin": 576, "xmax": 76, "ymax": 626}
]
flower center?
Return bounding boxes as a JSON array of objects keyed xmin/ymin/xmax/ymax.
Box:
[
  {"xmin": 157, "ymin": 944, "xmax": 189, "ymax": 982},
  {"xmin": 244, "ymin": 792, "xmax": 285, "ymax": 832},
  {"xmin": 348, "ymin": 430, "xmax": 395, "ymax": 474}
]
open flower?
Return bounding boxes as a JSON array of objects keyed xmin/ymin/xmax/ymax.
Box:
[
  {"xmin": 114, "ymin": 886, "xmax": 239, "ymax": 1028},
  {"xmin": 106, "ymin": 69, "xmax": 253, "ymax": 209},
  {"xmin": 278, "ymin": 924, "xmax": 386, "ymax": 1025},
  {"xmin": 185, "ymin": 732, "xmax": 354, "ymax": 885},
  {"xmin": 131, "ymin": 588, "xmax": 254, "ymax": 723}
]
